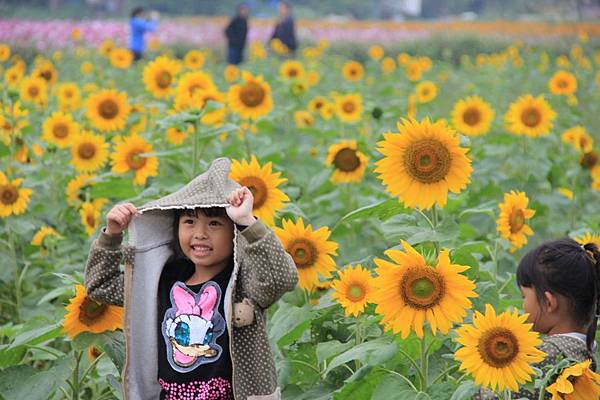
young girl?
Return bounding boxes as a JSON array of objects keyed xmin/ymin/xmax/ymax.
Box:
[
  {"xmin": 479, "ymin": 237, "xmax": 599, "ymax": 399},
  {"xmin": 84, "ymin": 157, "xmax": 298, "ymax": 400}
]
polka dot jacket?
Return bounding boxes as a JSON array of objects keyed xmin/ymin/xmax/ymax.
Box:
[
  {"xmin": 84, "ymin": 158, "xmax": 299, "ymax": 400},
  {"xmin": 475, "ymin": 334, "xmax": 598, "ymax": 400}
]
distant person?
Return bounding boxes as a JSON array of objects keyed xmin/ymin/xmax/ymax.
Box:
[
  {"xmin": 128, "ymin": 6, "xmax": 159, "ymax": 61},
  {"xmin": 270, "ymin": 1, "xmax": 297, "ymax": 54},
  {"xmin": 224, "ymin": 3, "xmax": 249, "ymax": 65}
]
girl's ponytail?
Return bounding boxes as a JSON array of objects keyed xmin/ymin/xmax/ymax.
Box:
[{"xmin": 583, "ymin": 242, "xmax": 600, "ymax": 352}]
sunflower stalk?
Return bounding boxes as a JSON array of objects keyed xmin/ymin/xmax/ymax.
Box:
[
  {"xmin": 69, "ymin": 350, "xmax": 83, "ymax": 400},
  {"xmin": 430, "ymin": 206, "xmax": 440, "ymax": 257},
  {"xmin": 420, "ymin": 332, "xmax": 429, "ymax": 392}
]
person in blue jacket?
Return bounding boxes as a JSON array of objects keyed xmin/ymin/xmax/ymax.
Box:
[
  {"xmin": 270, "ymin": 1, "xmax": 297, "ymax": 54},
  {"xmin": 129, "ymin": 6, "xmax": 159, "ymax": 61}
]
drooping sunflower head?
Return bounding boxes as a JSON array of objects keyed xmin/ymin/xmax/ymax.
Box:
[
  {"xmin": 143, "ymin": 56, "xmax": 181, "ymax": 98},
  {"xmin": 331, "ymin": 264, "xmax": 374, "ymax": 317},
  {"xmin": 455, "ymin": 304, "xmax": 546, "ymax": 393},
  {"xmin": 86, "ymin": 89, "xmax": 131, "ymax": 132},
  {"xmin": 580, "ymin": 150, "xmax": 599, "ymax": 170},
  {"xmin": 79, "ymin": 199, "xmax": 106, "ymax": 236},
  {"xmin": 227, "ymin": 72, "xmax": 273, "ymax": 120},
  {"xmin": 110, "ymin": 134, "xmax": 158, "ymax": 185},
  {"xmin": 325, "ymin": 140, "xmax": 369, "ymax": 184},
  {"xmin": 229, "ymin": 155, "xmax": 289, "ymax": 226},
  {"xmin": 342, "ymin": 60, "xmax": 364, "ymax": 82},
  {"xmin": 496, "ymin": 190, "xmax": 535, "ymax": 252},
  {"xmin": 31, "ymin": 225, "xmax": 61, "ymax": 247},
  {"xmin": 70, "ymin": 131, "xmax": 109, "ymax": 173},
  {"xmin": 41, "ymin": 111, "xmax": 80, "ymax": 149},
  {"xmin": 505, "ymin": 94, "xmax": 556, "ymax": 137},
  {"xmin": 66, "ymin": 174, "xmax": 96, "ymax": 207},
  {"xmin": 0, "ymin": 171, "xmax": 33, "ymax": 218},
  {"xmin": 279, "ymin": 60, "xmax": 305, "ymax": 80},
  {"xmin": 274, "ymin": 218, "xmax": 339, "ymax": 291},
  {"xmin": 548, "ymin": 70, "xmax": 578, "ymax": 95},
  {"xmin": 451, "ymin": 95, "xmax": 495, "ymax": 136},
  {"xmin": 110, "ymin": 48, "xmax": 133, "ymax": 69},
  {"xmin": 415, "ymin": 81, "xmax": 438, "ymax": 104},
  {"xmin": 63, "ymin": 285, "xmax": 123, "ymax": 338},
  {"xmin": 561, "ymin": 126, "xmax": 593, "ymax": 153},
  {"xmin": 334, "ymin": 93, "xmax": 363, "ymax": 123},
  {"xmin": 372, "ymin": 240, "xmax": 477, "ymax": 338},
  {"xmin": 375, "ymin": 118, "xmax": 473, "ymax": 209},
  {"xmin": 546, "ymin": 360, "xmax": 600, "ymax": 400}
]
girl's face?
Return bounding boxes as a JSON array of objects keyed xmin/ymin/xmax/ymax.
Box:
[
  {"xmin": 178, "ymin": 212, "xmax": 234, "ymax": 270},
  {"xmin": 520, "ymin": 286, "xmax": 541, "ymax": 326}
]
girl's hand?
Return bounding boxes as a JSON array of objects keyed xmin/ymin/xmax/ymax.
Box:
[
  {"xmin": 106, "ymin": 203, "xmax": 137, "ymax": 235},
  {"xmin": 226, "ymin": 187, "xmax": 256, "ymax": 226}
]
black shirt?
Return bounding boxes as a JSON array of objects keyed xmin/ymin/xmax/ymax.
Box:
[
  {"xmin": 157, "ymin": 258, "xmax": 234, "ymax": 400},
  {"xmin": 225, "ymin": 16, "xmax": 248, "ymax": 49}
]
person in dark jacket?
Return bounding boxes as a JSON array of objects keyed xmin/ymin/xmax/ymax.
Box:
[
  {"xmin": 224, "ymin": 3, "xmax": 249, "ymax": 65},
  {"xmin": 270, "ymin": 1, "xmax": 297, "ymax": 54}
]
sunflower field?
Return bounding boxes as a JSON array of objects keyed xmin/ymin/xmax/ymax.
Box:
[{"xmin": 1, "ymin": 19, "xmax": 600, "ymax": 400}]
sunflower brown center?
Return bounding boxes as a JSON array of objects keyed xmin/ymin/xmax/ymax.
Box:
[
  {"xmin": 288, "ymin": 68, "xmax": 298, "ymax": 77},
  {"xmin": 126, "ymin": 150, "xmax": 147, "ymax": 170},
  {"xmin": 64, "ymin": 89, "xmax": 73, "ymax": 98},
  {"xmin": 239, "ymin": 82, "xmax": 265, "ymax": 107},
  {"xmin": 521, "ymin": 107, "xmax": 541, "ymax": 128},
  {"xmin": 315, "ymin": 101, "xmax": 324, "ymax": 110},
  {"xmin": 78, "ymin": 143, "xmax": 97, "ymax": 160},
  {"xmin": 98, "ymin": 99, "xmax": 119, "ymax": 120},
  {"xmin": 53, "ymin": 123, "xmax": 69, "ymax": 139},
  {"xmin": 557, "ymin": 79, "xmax": 567, "ymax": 89},
  {"xmin": 463, "ymin": 107, "xmax": 481, "ymax": 126},
  {"xmin": 78, "ymin": 297, "xmax": 108, "ymax": 326},
  {"xmin": 28, "ymin": 85, "xmax": 40, "ymax": 97},
  {"xmin": 478, "ymin": 327, "xmax": 520, "ymax": 368},
  {"xmin": 0, "ymin": 185, "xmax": 18, "ymax": 205},
  {"xmin": 287, "ymin": 239, "xmax": 317, "ymax": 269},
  {"xmin": 400, "ymin": 267, "xmax": 445, "ymax": 309},
  {"xmin": 581, "ymin": 151, "xmax": 599, "ymax": 169},
  {"xmin": 334, "ymin": 148, "xmax": 360, "ymax": 172},
  {"xmin": 342, "ymin": 101, "xmax": 356, "ymax": 114},
  {"xmin": 509, "ymin": 209, "xmax": 525, "ymax": 233},
  {"xmin": 40, "ymin": 70, "xmax": 52, "ymax": 82},
  {"xmin": 86, "ymin": 213, "xmax": 96, "ymax": 227},
  {"xmin": 346, "ymin": 284, "xmax": 366, "ymax": 302},
  {"xmin": 404, "ymin": 139, "xmax": 452, "ymax": 184},
  {"xmin": 238, "ymin": 176, "xmax": 268, "ymax": 208},
  {"xmin": 156, "ymin": 71, "xmax": 172, "ymax": 88}
]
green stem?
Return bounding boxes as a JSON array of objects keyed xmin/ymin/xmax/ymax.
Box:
[
  {"xmin": 354, "ymin": 316, "xmax": 363, "ymax": 370},
  {"xmin": 420, "ymin": 333, "xmax": 429, "ymax": 392},
  {"xmin": 71, "ymin": 350, "xmax": 83, "ymax": 400},
  {"xmin": 396, "ymin": 346, "xmax": 425, "ymax": 388},
  {"xmin": 504, "ymin": 388, "xmax": 512, "ymax": 400},
  {"xmin": 243, "ymin": 126, "xmax": 252, "ymax": 159},
  {"xmin": 431, "ymin": 205, "xmax": 440, "ymax": 256},
  {"xmin": 431, "ymin": 364, "xmax": 459, "ymax": 385},
  {"xmin": 192, "ymin": 121, "xmax": 199, "ymax": 177},
  {"xmin": 380, "ymin": 368, "xmax": 419, "ymax": 392},
  {"xmin": 78, "ymin": 353, "xmax": 105, "ymax": 387}
]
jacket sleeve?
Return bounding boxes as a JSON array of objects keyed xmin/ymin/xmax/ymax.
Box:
[
  {"xmin": 238, "ymin": 220, "xmax": 298, "ymax": 309},
  {"xmin": 84, "ymin": 229, "xmax": 125, "ymax": 307}
]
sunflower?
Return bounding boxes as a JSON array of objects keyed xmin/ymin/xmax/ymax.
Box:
[
  {"xmin": 561, "ymin": 126, "xmax": 593, "ymax": 153},
  {"xmin": 166, "ymin": 126, "xmax": 191, "ymax": 145},
  {"xmin": 229, "ymin": 156, "xmax": 289, "ymax": 225},
  {"xmin": 19, "ymin": 75, "xmax": 48, "ymax": 105},
  {"xmin": 381, "ymin": 57, "xmax": 396, "ymax": 74},
  {"xmin": 326, "ymin": 140, "xmax": 369, "ymax": 184},
  {"xmin": 375, "ymin": 118, "xmax": 472, "ymax": 209},
  {"xmin": 549, "ymin": 70, "xmax": 577, "ymax": 95},
  {"xmin": 557, "ymin": 187, "xmax": 574, "ymax": 200},
  {"xmin": 63, "ymin": 285, "xmax": 123, "ymax": 338},
  {"xmin": 184, "ymin": 50, "xmax": 205, "ymax": 69},
  {"xmin": 31, "ymin": 225, "xmax": 61, "ymax": 246},
  {"xmin": 574, "ymin": 231, "xmax": 600, "ymax": 249},
  {"xmin": 98, "ymin": 39, "xmax": 115, "ymax": 57},
  {"xmin": 0, "ymin": 43, "xmax": 10, "ymax": 61},
  {"xmin": 415, "ymin": 81, "xmax": 438, "ymax": 104},
  {"xmin": 371, "ymin": 240, "xmax": 477, "ymax": 338},
  {"xmin": 143, "ymin": 56, "xmax": 181, "ymax": 98},
  {"xmin": 110, "ymin": 48, "xmax": 133, "ymax": 69},
  {"xmin": 274, "ymin": 218, "xmax": 338, "ymax": 291},
  {"xmin": 397, "ymin": 53, "xmax": 411, "ymax": 66},
  {"xmin": 174, "ymin": 87, "xmax": 224, "ymax": 112},
  {"xmin": 454, "ymin": 304, "xmax": 545, "ymax": 392},
  {"xmin": 505, "ymin": 94, "xmax": 556, "ymax": 137},
  {"xmin": 368, "ymin": 45, "xmax": 384, "ymax": 61},
  {"xmin": 496, "ymin": 191, "xmax": 535, "ymax": 252},
  {"xmin": 86, "ymin": 89, "xmax": 131, "ymax": 132},
  {"xmin": 4, "ymin": 66, "xmax": 23, "ymax": 89},
  {"xmin": 308, "ymin": 96, "xmax": 328, "ymax": 113},
  {"xmin": 334, "ymin": 93, "xmax": 363, "ymax": 123},
  {"xmin": 405, "ymin": 62, "xmax": 423, "ymax": 81},
  {"xmin": 174, "ymin": 71, "xmax": 217, "ymax": 107},
  {"xmin": 306, "ymin": 71, "xmax": 320, "ymax": 86},
  {"xmin": 580, "ymin": 151, "xmax": 599, "ymax": 170},
  {"xmin": 546, "ymin": 360, "xmax": 600, "ymax": 399},
  {"xmin": 279, "ymin": 60, "xmax": 305, "ymax": 80},
  {"xmin": 42, "ymin": 112, "xmax": 80, "ymax": 148},
  {"xmin": 201, "ymin": 107, "xmax": 227, "ymax": 128},
  {"xmin": 331, "ymin": 264, "xmax": 374, "ymax": 317},
  {"xmin": 224, "ymin": 64, "xmax": 239, "ymax": 82},
  {"xmin": 451, "ymin": 95, "xmax": 495, "ymax": 137},
  {"xmin": 111, "ymin": 135, "xmax": 158, "ymax": 185},
  {"xmin": 57, "ymin": 82, "xmax": 82, "ymax": 111},
  {"xmin": 80, "ymin": 198, "xmax": 107, "ymax": 236},
  {"xmin": 228, "ymin": 72, "xmax": 273, "ymax": 120},
  {"xmin": 342, "ymin": 61, "xmax": 364, "ymax": 82},
  {"xmin": 70, "ymin": 131, "xmax": 109, "ymax": 173},
  {"xmin": 66, "ymin": 174, "xmax": 96, "ymax": 206},
  {"xmin": 0, "ymin": 171, "xmax": 32, "ymax": 217},
  {"xmin": 80, "ymin": 62, "xmax": 93, "ymax": 75},
  {"xmin": 294, "ymin": 110, "xmax": 315, "ymax": 128},
  {"xmin": 32, "ymin": 61, "xmax": 58, "ymax": 85}
]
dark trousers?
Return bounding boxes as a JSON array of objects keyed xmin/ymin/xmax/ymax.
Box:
[{"xmin": 227, "ymin": 46, "xmax": 244, "ymax": 65}]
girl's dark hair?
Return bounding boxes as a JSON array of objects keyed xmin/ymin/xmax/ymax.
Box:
[
  {"xmin": 170, "ymin": 207, "xmax": 229, "ymax": 259},
  {"xmin": 517, "ymin": 237, "xmax": 600, "ymax": 351},
  {"xmin": 131, "ymin": 6, "xmax": 145, "ymax": 18}
]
